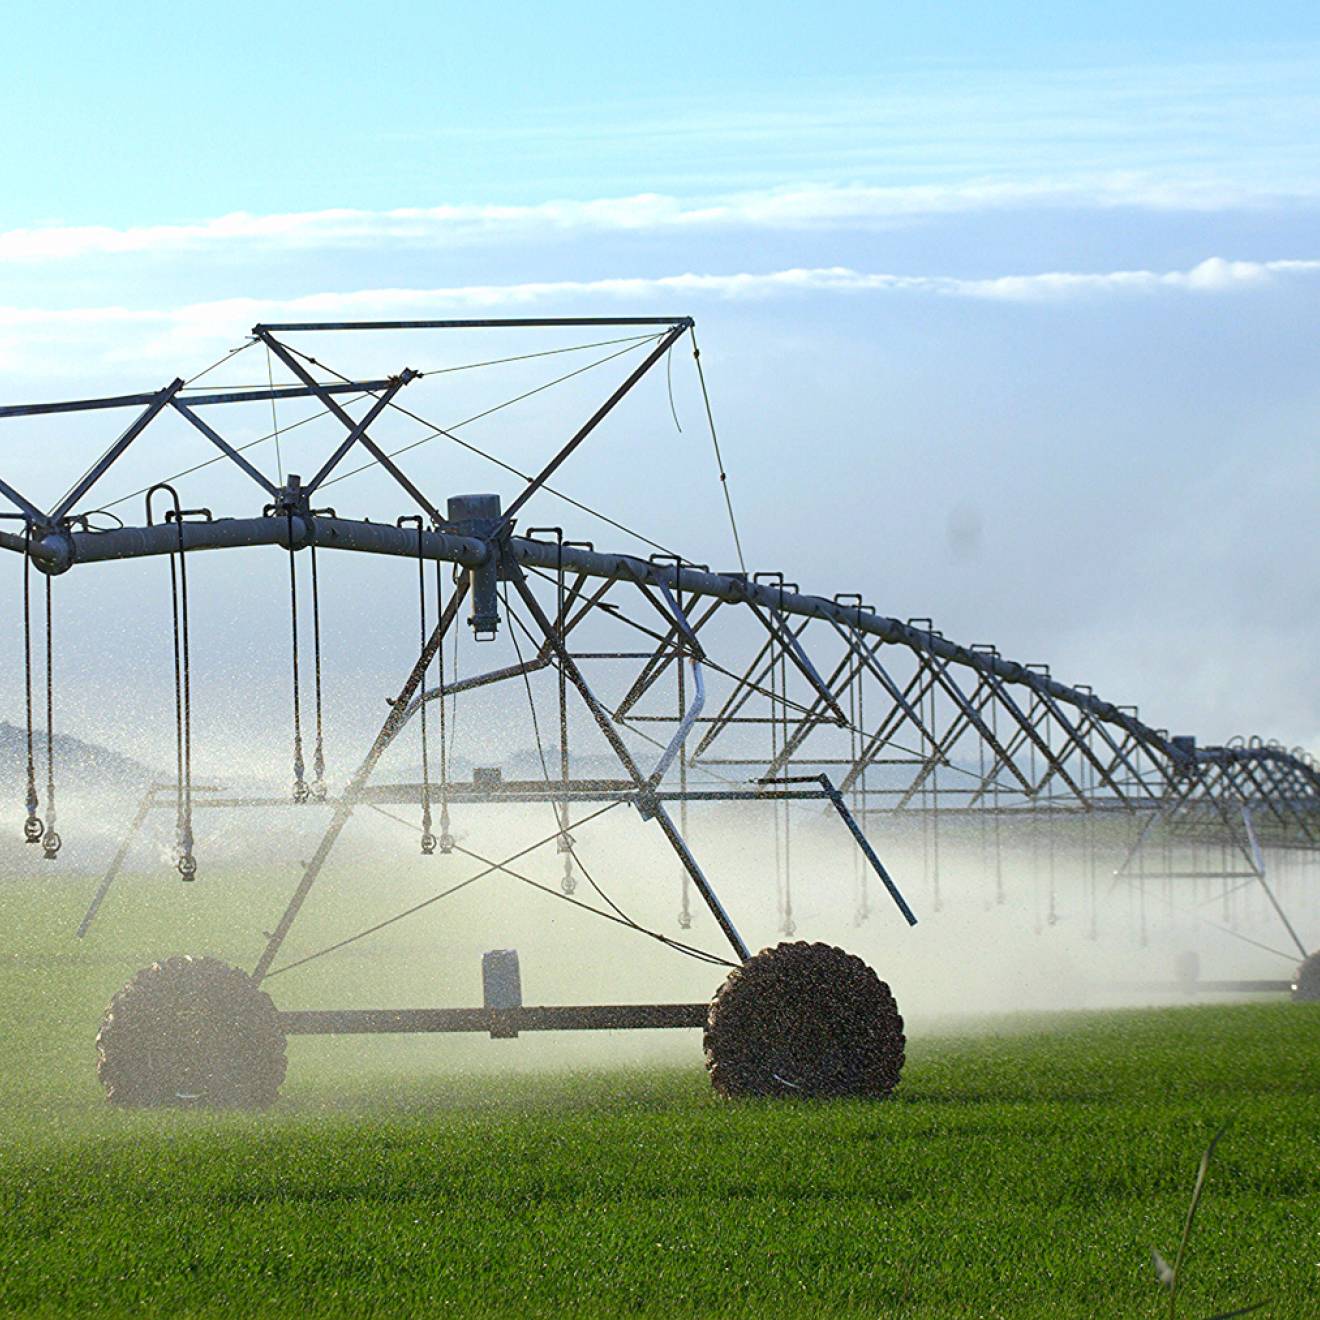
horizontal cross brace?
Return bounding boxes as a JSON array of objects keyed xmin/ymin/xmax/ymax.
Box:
[
  {"xmin": 0, "ymin": 378, "xmax": 400, "ymax": 418},
  {"xmin": 139, "ymin": 784, "xmax": 834, "ymax": 809},
  {"xmin": 252, "ymin": 317, "xmax": 693, "ymax": 332},
  {"xmin": 278, "ymin": 1003, "xmax": 708, "ymax": 1034}
]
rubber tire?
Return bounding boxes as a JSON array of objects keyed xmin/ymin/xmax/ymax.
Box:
[
  {"xmin": 1292, "ymin": 952, "xmax": 1320, "ymax": 1004},
  {"xmin": 96, "ymin": 955, "xmax": 287, "ymax": 1108},
  {"xmin": 705, "ymin": 941, "xmax": 905, "ymax": 1099}
]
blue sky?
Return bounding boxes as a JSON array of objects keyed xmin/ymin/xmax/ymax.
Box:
[
  {"xmin": 2, "ymin": 3, "xmax": 1320, "ymax": 772},
  {"xmin": 6, "ymin": 3, "xmax": 1320, "ymax": 224}
]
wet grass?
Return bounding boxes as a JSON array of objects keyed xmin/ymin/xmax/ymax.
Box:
[{"xmin": 0, "ymin": 881, "xmax": 1317, "ymax": 1316}]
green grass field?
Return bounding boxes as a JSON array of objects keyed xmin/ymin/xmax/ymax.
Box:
[{"xmin": 1, "ymin": 878, "xmax": 1317, "ymax": 1318}]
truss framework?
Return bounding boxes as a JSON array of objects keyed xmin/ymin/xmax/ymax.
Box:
[{"xmin": 3, "ymin": 318, "xmax": 1316, "ymax": 984}]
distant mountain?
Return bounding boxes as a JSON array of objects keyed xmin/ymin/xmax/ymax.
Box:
[{"xmin": 0, "ymin": 721, "xmax": 157, "ymax": 799}]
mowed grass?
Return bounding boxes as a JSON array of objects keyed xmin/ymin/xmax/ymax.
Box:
[{"xmin": 0, "ymin": 881, "xmax": 1317, "ymax": 1317}]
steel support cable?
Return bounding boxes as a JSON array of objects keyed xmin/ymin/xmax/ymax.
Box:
[
  {"xmin": 310, "ymin": 330, "xmax": 665, "ymax": 475},
  {"xmin": 20, "ymin": 525, "xmax": 42, "ymax": 844},
  {"xmin": 175, "ymin": 335, "xmax": 662, "ymax": 396},
  {"xmin": 764, "ymin": 617, "xmax": 786, "ymax": 931},
  {"xmin": 286, "ymin": 515, "xmax": 308, "ymax": 803},
  {"xmin": 368, "ymin": 803, "xmax": 735, "ymax": 968},
  {"xmin": 311, "ymin": 334, "xmax": 664, "ymax": 489},
  {"xmin": 505, "ymin": 593, "xmax": 605, "ymax": 906},
  {"xmin": 1107, "ymin": 870, "xmax": 1299, "ymax": 963},
  {"xmin": 173, "ymin": 512, "xmax": 195, "ymax": 877},
  {"xmin": 503, "ymin": 589, "xmax": 557, "ymax": 792},
  {"xmin": 1138, "ymin": 804, "xmax": 1149, "ymax": 946},
  {"xmin": 1194, "ymin": 875, "xmax": 1268, "ymax": 910},
  {"xmin": 769, "ymin": 626, "xmax": 784, "ymax": 930},
  {"xmin": 170, "ymin": 543, "xmax": 188, "ymax": 865},
  {"xmin": 414, "ymin": 522, "xmax": 436, "ymax": 854},
  {"xmin": 434, "ymin": 555, "xmax": 452, "ymax": 851},
  {"xmin": 1030, "ymin": 710, "xmax": 1041, "ymax": 934},
  {"xmin": 978, "ymin": 696, "xmax": 989, "ymax": 907},
  {"xmin": 40, "ymin": 575, "xmax": 60, "ymax": 859},
  {"xmin": 262, "ymin": 802, "xmax": 622, "ymax": 980},
  {"xmin": 677, "ymin": 650, "xmax": 691, "ymax": 928},
  {"xmin": 292, "ymin": 337, "xmax": 683, "ymax": 559},
  {"xmin": 421, "ymin": 331, "xmax": 663, "ymax": 378},
  {"xmin": 266, "ymin": 344, "xmax": 285, "ymax": 486},
  {"xmin": 779, "ymin": 640, "xmax": 795, "ymax": 935},
  {"xmin": 504, "ymin": 592, "xmax": 600, "ymax": 903},
  {"xmin": 992, "ymin": 689, "xmax": 1005, "ymax": 903},
  {"xmin": 929, "ymin": 674, "xmax": 942, "ymax": 913},
  {"xmin": 1220, "ymin": 836, "xmax": 1231, "ymax": 923},
  {"xmin": 554, "ymin": 833, "xmax": 734, "ymax": 968},
  {"xmin": 147, "ymin": 486, "xmax": 196, "ymax": 878},
  {"xmin": 309, "ymin": 540, "xmax": 327, "ymax": 801},
  {"xmin": 855, "ymin": 641, "xmax": 869, "ymax": 923},
  {"xmin": 1087, "ymin": 753, "xmax": 1099, "ymax": 938},
  {"xmin": 500, "ymin": 595, "xmax": 732, "ymax": 966},
  {"xmin": 849, "ymin": 650, "xmax": 864, "ymax": 923},
  {"xmin": 858, "ymin": 642, "xmax": 868, "ymax": 917},
  {"xmin": 690, "ymin": 329, "xmax": 747, "ymax": 576},
  {"xmin": 554, "ymin": 537, "xmax": 575, "ymax": 895},
  {"xmin": 458, "ymin": 586, "xmax": 590, "ymax": 896},
  {"xmin": 183, "ymin": 338, "xmax": 257, "ymax": 388},
  {"xmin": 504, "ymin": 565, "xmax": 572, "ymax": 890},
  {"xmin": 1046, "ymin": 703, "xmax": 1058, "ymax": 926},
  {"xmin": 446, "ymin": 602, "xmax": 461, "ymax": 774}
]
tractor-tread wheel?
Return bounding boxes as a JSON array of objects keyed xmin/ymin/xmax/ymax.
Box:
[
  {"xmin": 1293, "ymin": 952, "xmax": 1320, "ymax": 1004},
  {"xmin": 96, "ymin": 955, "xmax": 287, "ymax": 1109},
  {"xmin": 705, "ymin": 940, "xmax": 905, "ymax": 1099}
]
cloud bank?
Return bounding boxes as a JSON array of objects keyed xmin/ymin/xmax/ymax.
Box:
[
  {"xmin": 0, "ymin": 256, "xmax": 1315, "ymax": 382},
  {"xmin": 2, "ymin": 256, "xmax": 1317, "ymax": 332},
  {"xmin": 6, "ymin": 177, "xmax": 1317, "ymax": 264}
]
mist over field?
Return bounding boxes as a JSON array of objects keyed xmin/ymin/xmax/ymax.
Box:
[{"xmin": 9, "ymin": 772, "xmax": 1313, "ymax": 1074}]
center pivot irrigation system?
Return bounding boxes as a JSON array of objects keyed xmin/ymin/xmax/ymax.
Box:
[{"xmin": 3, "ymin": 315, "xmax": 1317, "ymax": 1108}]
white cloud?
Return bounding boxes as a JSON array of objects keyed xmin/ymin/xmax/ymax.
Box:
[
  {"xmin": 942, "ymin": 256, "xmax": 1320, "ymax": 299},
  {"xmin": 4, "ymin": 177, "xmax": 1315, "ymax": 264},
  {"xmin": 0, "ymin": 257, "xmax": 1316, "ymax": 382},
  {"xmin": 1, "ymin": 256, "xmax": 1315, "ymax": 328}
]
